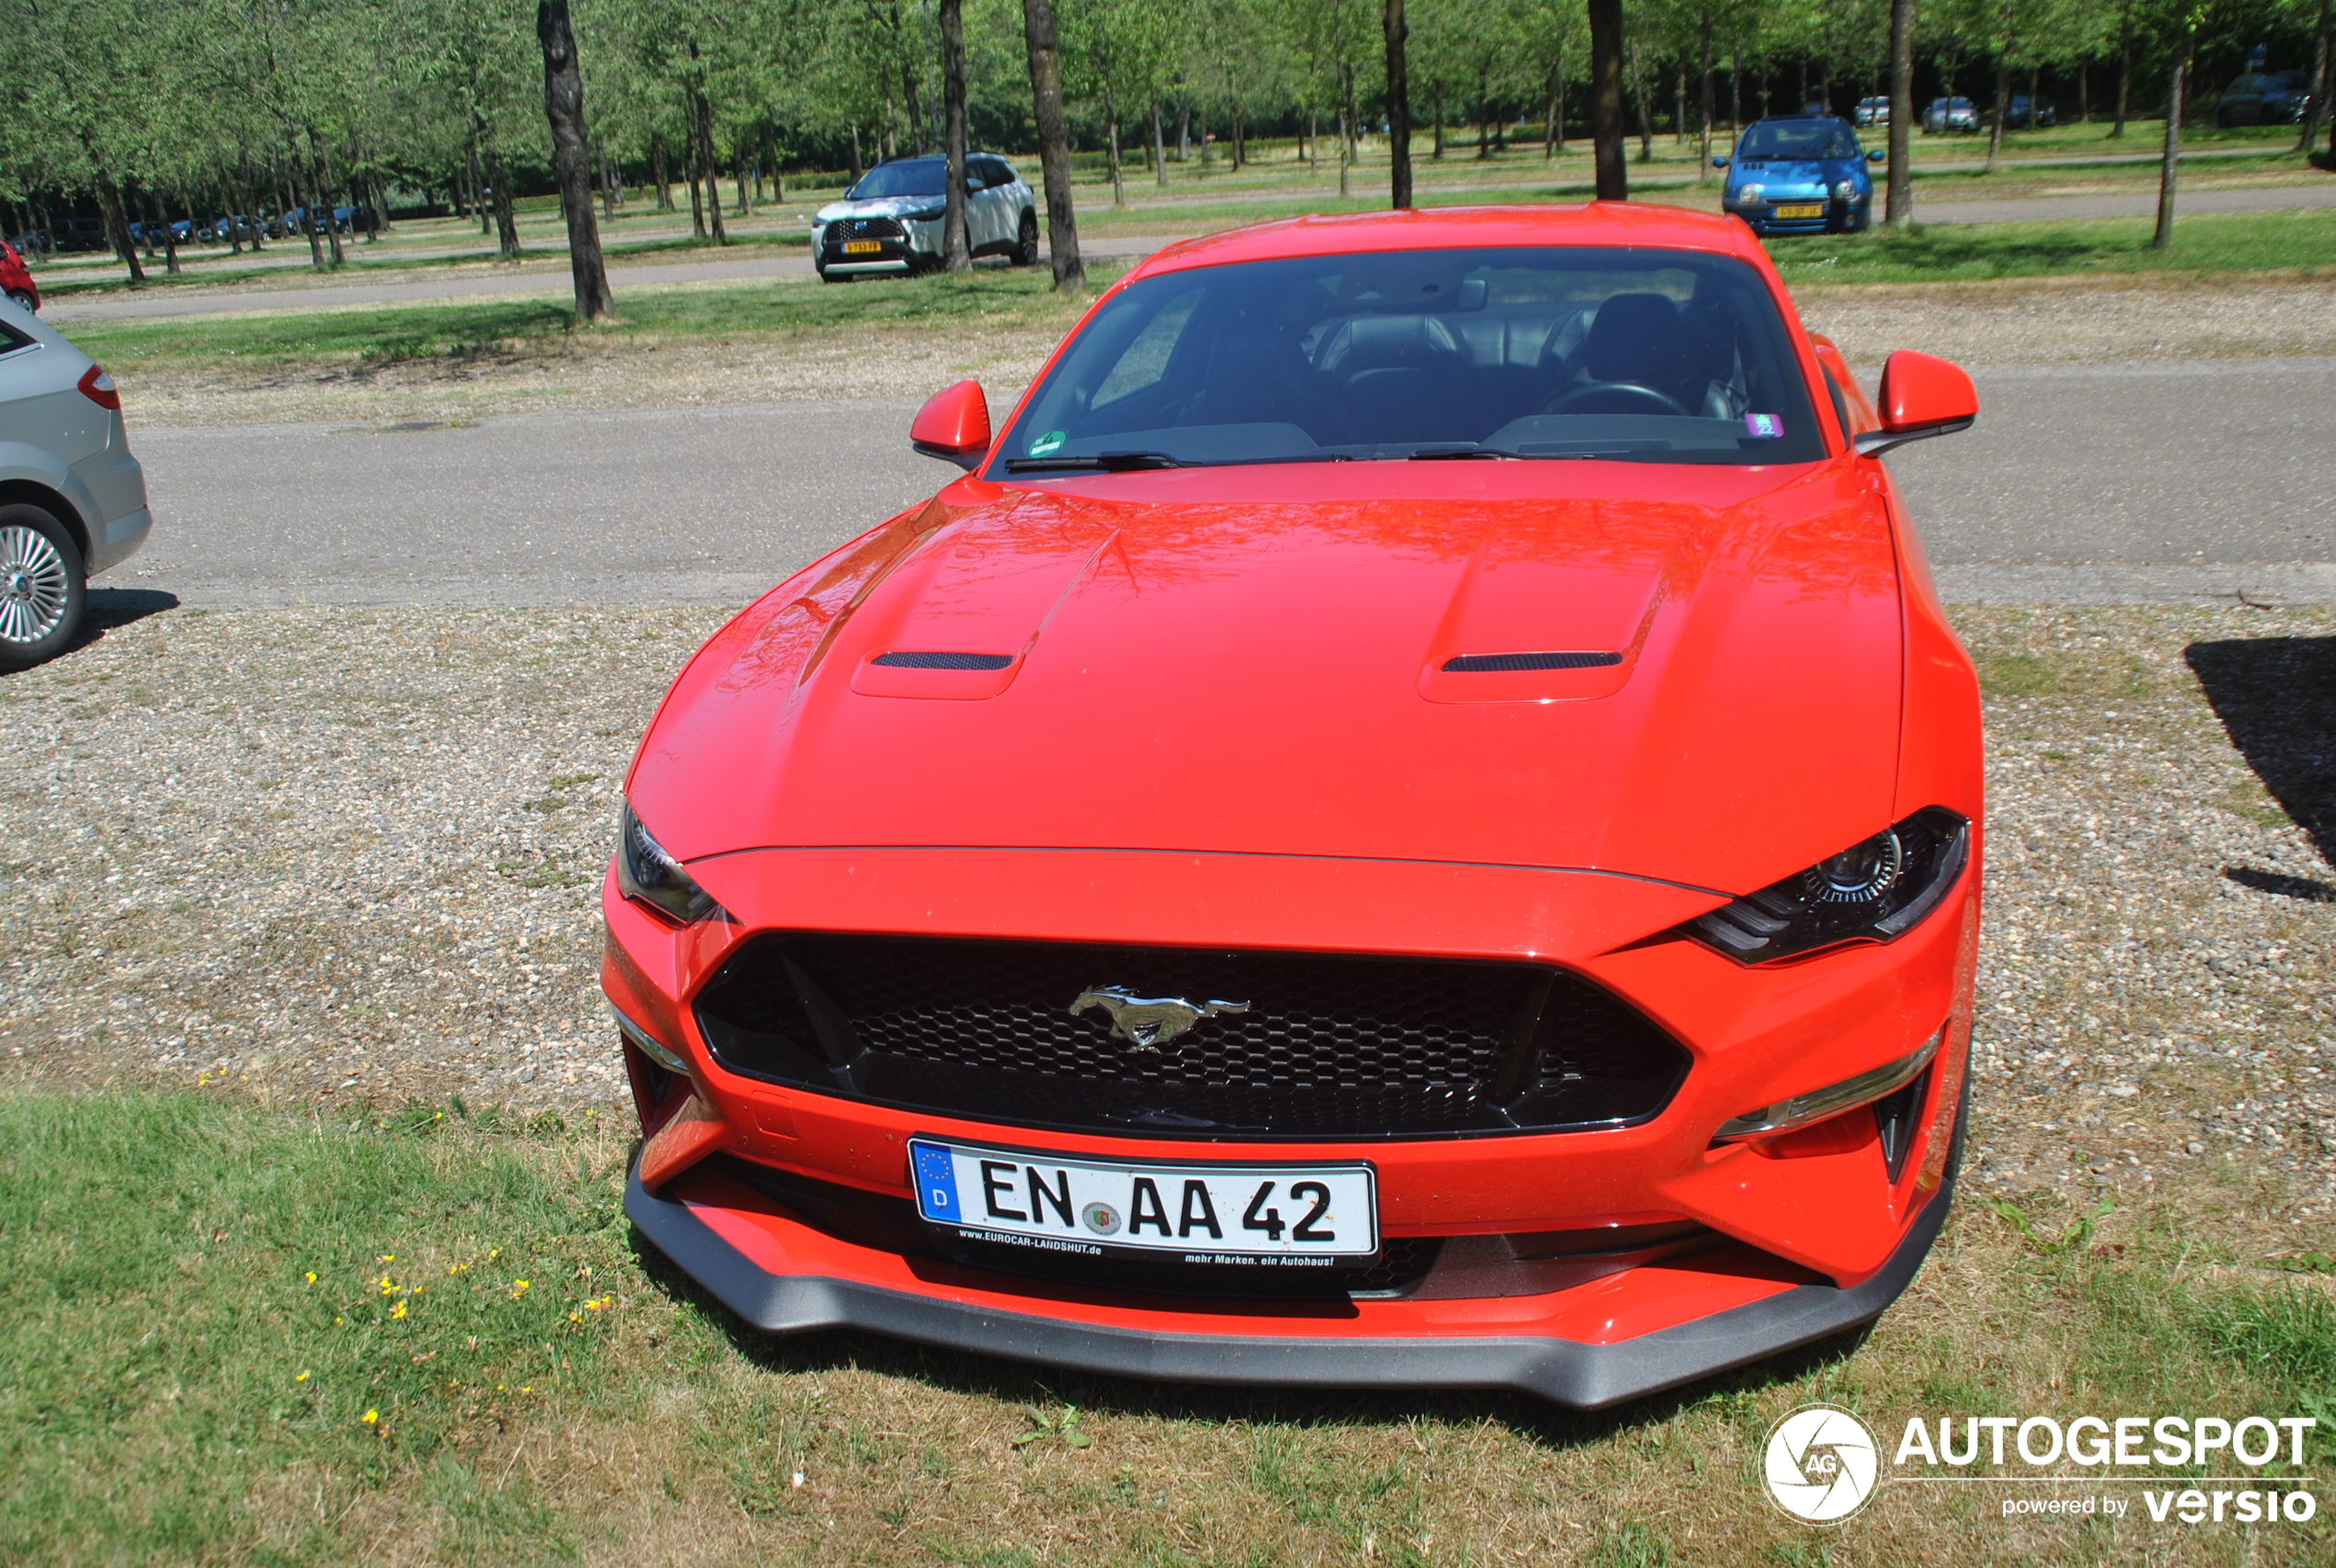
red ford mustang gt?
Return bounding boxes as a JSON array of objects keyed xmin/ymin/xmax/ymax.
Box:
[{"xmin": 607, "ymin": 203, "xmax": 1983, "ymax": 1409}]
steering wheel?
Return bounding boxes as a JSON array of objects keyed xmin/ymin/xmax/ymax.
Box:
[{"xmin": 1542, "ymin": 381, "xmax": 1690, "ymax": 418}]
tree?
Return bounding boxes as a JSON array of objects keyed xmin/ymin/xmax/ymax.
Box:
[
  {"xmin": 1886, "ymin": 0, "xmax": 1916, "ymax": 222},
  {"xmin": 1385, "ymin": 0, "xmax": 1414, "ymax": 206},
  {"xmin": 1588, "ymin": 0, "xmax": 1631, "ymax": 197},
  {"xmin": 941, "ymin": 0, "xmax": 970, "ymax": 269},
  {"xmin": 2154, "ymin": 10, "xmax": 2197, "ymax": 248},
  {"xmin": 1020, "ymin": 0, "xmax": 1083, "ymax": 290},
  {"xmin": 538, "ymin": 0, "xmax": 612, "ymax": 320}
]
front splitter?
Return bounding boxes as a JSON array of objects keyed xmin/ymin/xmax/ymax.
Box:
[{"xmin": 624, "ymin": 1142, "xmax": 1959, "ymax": 1410}]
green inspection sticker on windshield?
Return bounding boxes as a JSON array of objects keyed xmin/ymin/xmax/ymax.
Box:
[{"xmin": 1028, "ymin": 429, "xmax": 1068, "ymax": 457}]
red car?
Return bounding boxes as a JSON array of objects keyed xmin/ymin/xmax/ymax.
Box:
[
  {"xmin": 1, "ymin": 240, "xmax": 37, "ymax": 314},
  {"xmin": 608, "ymin": 203, "xmax": 1983, "ymax": 1408}
]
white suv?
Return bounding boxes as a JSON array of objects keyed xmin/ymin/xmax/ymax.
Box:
[{"xmin": 812, "ymin": 155, "xmax": 1039, "ymax": 281}]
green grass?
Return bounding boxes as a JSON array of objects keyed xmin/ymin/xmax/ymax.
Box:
[
  {"xmin": 1767, "ymin": 204, "xmax": 2336, "ymax": 285},
  {"xmin": 63, "ymin": 264, "xmax": 1120, "ymax": 378},
  {"xmin": 4, "ymin": 1089, "xmax": 2331, "ymax": 1563}
]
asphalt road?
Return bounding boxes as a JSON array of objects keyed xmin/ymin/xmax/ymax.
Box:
[{"xmin": 113, "ymin": 357, "xmax": 2334, "ymax": 611}]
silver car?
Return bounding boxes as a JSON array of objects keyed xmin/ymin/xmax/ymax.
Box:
[
  {"xmin": 0, "ymin": 297, "xmax": 151, "ymax": 670},
  {"xmin": 812, "ymin": 154, "xmax": 1039, "ymax": 281}
]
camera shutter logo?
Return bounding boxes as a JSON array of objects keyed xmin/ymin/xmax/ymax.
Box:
[{"xmin": 1762, "ymin": 1404, "xmax": 1881, "ymax": 1524}]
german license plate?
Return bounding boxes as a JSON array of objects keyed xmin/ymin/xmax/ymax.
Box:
[
  {"xmin": 909, "ymin": 1139, "xmax": 1379, "ymax": 1262},
  {"xmin": 1772, "ymin": 203, "xmax": 1825, "ymax": 220},
  {"xmin": 842, "ymin": 239, "xmax": 883, "ymax": 255}
]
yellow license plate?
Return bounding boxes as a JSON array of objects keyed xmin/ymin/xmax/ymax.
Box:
[
  {"xmin": 842, "ymin": 239, "xmax": 884, "ymax": 255},
  {"xmin": 1772, "ymin": 204, "xmax": 1825, "ymax": 220}
]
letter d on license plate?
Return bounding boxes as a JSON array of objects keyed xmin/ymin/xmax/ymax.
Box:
[{"xmin": 908, "ymin": 1139, "xmax": 1379, "ymax": 1261}]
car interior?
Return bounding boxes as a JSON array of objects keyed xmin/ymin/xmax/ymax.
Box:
[{"xmin": 999, "ymin": 247, "xmax": 1826, "ymax": 467}]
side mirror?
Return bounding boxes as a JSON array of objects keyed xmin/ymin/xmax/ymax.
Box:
[
  {"xmin": 1867, "ymin": 148, "xmax": 1886, "ymax": 163},
  {"xmin": 911, "ymin": 380, "xmax": 992, "ymax": 469},
  {"xmin": 1712, "ymin": 155, "xmax": 1729, "ymax": 168},
  {"xmin": 1855, "ymin": 350, "xmax": 1977, "ymax": 457}
]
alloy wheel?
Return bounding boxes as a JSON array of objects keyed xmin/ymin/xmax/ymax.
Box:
[{"xmin": 0, "ymin": 524, "xmax": 71, "ymax": 645}]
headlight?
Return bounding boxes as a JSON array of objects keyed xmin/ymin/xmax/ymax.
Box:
[
  {"xmin": 1833, "ymin": 180, "xmax": 1859, "ymax": 201},
  {"xmin": 1685, "ymin": 807, "xmax": 1969, "ymax": 964},
  {"xmin": 615, "ymin": 803, "xmax": 725, "ymax": 925},
  {"xmin": 1738, "ymin": 184, "xmax": 1764, "ymax": 205}
]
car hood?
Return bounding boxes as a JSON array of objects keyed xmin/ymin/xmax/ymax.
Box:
[
  {"xmin": 815, "ymin": 195, "xmax": 942, "ymax": 223},
  {"xmin": 631, "ymin": 461, "xmax": 1904, "ymax": 895}
]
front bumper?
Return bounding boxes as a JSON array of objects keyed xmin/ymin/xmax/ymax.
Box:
[
  {"xmin": 625, "ymin": 1096, "xmax": 1962, "ymax": 1408},
  {"xmin": 1731, "ymin": 197, "xmax": 1870, "ymax": 237}
]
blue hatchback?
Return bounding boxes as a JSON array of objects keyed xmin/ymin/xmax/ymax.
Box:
[{"xmin": 1716, "ymin": 117, "xmax": 1886, "ymax": 237}]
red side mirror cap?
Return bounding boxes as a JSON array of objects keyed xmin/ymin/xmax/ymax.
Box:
[
  {"xmin": 1856, "ymin": 350, "xmax": 1977, "ymax": 457},
  {"xmin": 910, "ymin": 380, "xmax": 991, "ymax": 471}
]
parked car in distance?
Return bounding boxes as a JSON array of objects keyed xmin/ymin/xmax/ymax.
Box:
[
  {"xmin": 1999, "ymin": 95, "xmax": 2055, "ymax": 129},
  {"xmin": 209, "ymin": 214, "xmax": 266, "ymax": 243},
  {"xmin": 811, "ymin": 154, "xmax": 1039, "ymax": 280},
  {"xmin": 0, "ymin": 239, "xmax": 38, "ymax": 313},
  {"xmin": 1718, "ymin": 116, "xmax": 1886, "ymax": 236},
  {"xmin": 1923, "ymin": 97, "xmax": 1980, "ymax": 133},
  {"xmin": 1853, "ymin": 97, "xmax": 1892, "ymax": 126},
  {"xmin": 0, "ymin": 297, "xmax": 151, "ymax": 669},
  {"xmin": 52, "ymin": 217, "xmax": 109, "ymax": 253},
  {"xmin": 2219, "ymin": 70, "xmax": 2313, "ymax": 125}
]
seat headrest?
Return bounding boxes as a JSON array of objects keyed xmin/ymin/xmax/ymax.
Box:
[{"xmin": 1580, "ymin": 293, "xmax": 1687, "ymax": 384}]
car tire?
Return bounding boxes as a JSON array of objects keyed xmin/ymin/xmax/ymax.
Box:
[
  {"xmin": 1014, "ymin": 211, "xmax": 1039, "ymax": 268},
  {"xmin": 0, "ymin": 503, "xmax": 87, "ymax": 672},
  {"xmin": 5, "ymin": 289, "xmax": 33, "ymax": 314}
]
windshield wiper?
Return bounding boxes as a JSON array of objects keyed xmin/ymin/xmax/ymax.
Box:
[
  {"xmin": 1003, "ymin": 451, "xmax": 1182, "ymax": 473},
  {"xmin": 1406, "ymin": 445, "xmax": 1643, "ymax": 462}
]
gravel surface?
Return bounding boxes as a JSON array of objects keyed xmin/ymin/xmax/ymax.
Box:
[{"xmin": 1, "ymin": 604, "xmax": 2330, "ymax": 1219}]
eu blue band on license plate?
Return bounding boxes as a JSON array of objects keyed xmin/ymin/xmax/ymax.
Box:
[{"xmin": 908, "ymin": 1138, "xmax": 1380, "ymax": 1261}]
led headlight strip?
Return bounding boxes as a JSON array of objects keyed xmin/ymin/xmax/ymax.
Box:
[
  {"xmin": 1685, "ymin": 807, "xmax": 1969, "ymax": 964},
  {"xmin": 1712, "ymin": 1028, "xmax": 1940, "ymax": 1142}
]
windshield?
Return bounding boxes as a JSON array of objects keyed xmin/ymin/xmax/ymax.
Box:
[
  {"xmin": 1735, "ymin": 121, "xmax": 1859, "ymax": 160},
  {"xmin": 989, "ymin": 245, "xmax": 1826, "ymax": 475},
  {"xmin": 848, "ymin": 160, "xmax": 945, "ymax": 200}
]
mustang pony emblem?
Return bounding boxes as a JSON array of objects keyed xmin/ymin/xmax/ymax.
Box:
[{"xmin": 1069, "ymin": 987, "xmax": 1251, "ymax": 1051}]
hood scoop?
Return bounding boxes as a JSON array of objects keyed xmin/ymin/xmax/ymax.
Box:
[
  {"xmin": 1441, "ymin": 650, "xmax": 1624, "ymax": 673},
  {"xmin": 870, "ymin": 650, "xmax": 1014, "ymax": 670}
]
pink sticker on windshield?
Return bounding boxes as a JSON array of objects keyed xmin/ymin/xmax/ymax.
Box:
[{"xmin": 1745, "ymin": 413, "xmax": 1785, "ymax": 439}]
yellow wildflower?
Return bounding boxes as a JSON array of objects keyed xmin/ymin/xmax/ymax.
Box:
[
  {"xmin": 303, "ymin": 1271, "xmax": 317, "ymax": 1285},
  {"xmin": 362, "ymin": 1409, "xmax": 379, "ymax": 1425},
  {"xmin": 390, "ymin": 1300, "xmax": 408, "ymax": 1320},
  {"xmin": 294, "ymin": 1371, "xmax": 309, "ymax": 1383},
  {"xmin": 510, "ymin": 1279, "xmax": 531, "ymax": 1298}
]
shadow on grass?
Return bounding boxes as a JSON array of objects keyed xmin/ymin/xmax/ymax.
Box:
[
  {"xmin": 624, "ymin": 1215, "xmax": 1874, "ymax": 1449},
  {"xmin": 2184, "ymin": 635, "xmax": 2336, "ymax": 864}
]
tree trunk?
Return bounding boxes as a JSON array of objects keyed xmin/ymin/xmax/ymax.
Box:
[
  {"xmin": 1729, "ymin": 51, "xmax": 1741, "ymax": 133},
  {"xmin": 1103, "ymin": 80, "xmax": 1127, "ymax": 207},
  {"xmin": 1434, "ymin": 84, "xmax": 1444, "ymax": 157},
  {"xmin": 2299, "ymin": 0, "xmax": 2331, "ymax": 155},
  {"xmin": 1385, "ymin": 0, "xmax": 1412, "ymax": 207},
  {"xmin": 685, "ymin": 127, "xmax": 706, "ymax": 236},
  {"xmin": 298, "ymin": 159, "xmax": 327, "ymax": 266},
  {"xmin": 1626, "ymin": 39, "xmax": 1655, "ymax": 161},
  {"xmin": 2079, "ymin": 63, "xmax": 2090, "ymax": 124},
  {"xmin": 485, "ymin": 150, "xmax": 520, "ymax": 258},
  {"xmin": 848, "ymin": 124, "xmax": 864, "ymax": 184},
  {"xmin": 1019, "ymin": 0, "xmax": 1083, "ymax": 290},
  {"xmin": 652, "ymin": 133, "xmax": 673, "ymax": 209},
  {"xmin": 97, "ymin": 174, "xmax": 144, "ymax": 285},
  {"xmin": 1697, "ymin": 8, "xmax": 1714, "ymax": 181},
  {"xmin": 1986, "ymin": 54, "xmax": 2011, "ymax": 170},
  {"xmin": 1886, "ymin": 0, "xmax": 1916, "ymax": 224},
  {"xmin": 150, "ymin": 190, "xmax": 180, "ymax": 275},
  {"xmin": 2154, "ymin": 29, "xmax": 2191, "ymax": 248},
  {"xmin": 1341, "ymin": 64, "xmax": 1357, "ymax": 198},
  {"xmin": 1176, "ymin": 94, "xmax": 1191, "ymax": 160},
  {"xmin": 1587, "ymin": 0, "xmax": 1630, "ymax": 198},
  {"xmin": 903, "ymin": 59, "xmax": 926, "ymax": 155},
  {"xmin": 318, "ymin": 147, "xmax": 346, "ymax": 267},
  {"xmin": 537, "ymin": 0, "xmax": 613, "ymax": 321},
  {"xmin": 1153, "ymin": 98, "xmax": 1169, "ymax": 185},
  {"xmin": 940, "ymin": 0, "xmax": 971, "ymax": 269}
]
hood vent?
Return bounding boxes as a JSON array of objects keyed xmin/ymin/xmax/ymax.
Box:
[
  {"xmin": 1442, "ymin": 650, "xmax": 1623, "ymax": 674},
  {"xmin": 870, "ymin": 650, "xmax": 1015, "ymax": 670}
]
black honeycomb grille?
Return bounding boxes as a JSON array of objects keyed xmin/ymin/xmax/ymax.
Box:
[
  {"xmin": 693, "ymin": 934, "xmax": 1689, "ymax": 1140},
  {"xmin": 829, "ymin": 216, "xmax": 905, "ymax": 241}
]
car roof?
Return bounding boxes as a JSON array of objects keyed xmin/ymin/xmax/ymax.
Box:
[
  {"xmin": 1125, "ymin": 202, "xmax": 1769, "ymax": 282},
  {"xmin": 1742, "ymin": 115, "xmax": 1850, "ymax": 129}
]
